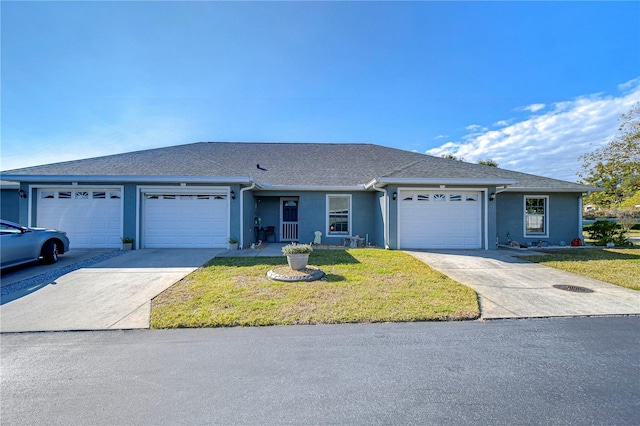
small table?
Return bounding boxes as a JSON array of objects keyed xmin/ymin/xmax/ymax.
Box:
[{"xmin": 343, "ymin": 236, "xmax": 362, "ymax": 248}]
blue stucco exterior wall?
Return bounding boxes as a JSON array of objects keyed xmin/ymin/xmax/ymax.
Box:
[
  {"xmin": 387, "ymin": 185, "xmax": 400, "ymax": 250},
  {"xmin": 122, "ymin": 184, "xmax": 137, "ymax": 242},
  {"xmin": 254, "ymin": 196, "xmax": 280, "ymax": 241},
  {"xmin": 1, "ymin": 189, "xmax": 20, "ymax": 223},
  {"xmin": 249, "ymin": 191, "xmax": 380, "ymax": 246},
  {"xmin": 496, "ymin": 192, "xmax": 583, "ymax": 246},
  {"xmin": 299, "ymin": 193, "xmax": 328, "ymax": 245},
  {"xmin": 241, "ymin": 189, "xmax": 256, "ymax": 247},
  {"xmin": 229, "ymin": 184, "xmax": 242, "ymax": 244},
  {"xmin": 374, "ymin": 191, "xmax": 386, "ymax": 249}
]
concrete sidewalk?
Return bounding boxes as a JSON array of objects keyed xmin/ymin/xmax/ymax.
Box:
[
  {"xmin": 0, "ymin": 249, "xmax": 222, "ymax": 332},
  {"xmin": 406, "ymin": 249, "xmax": 640, "ymax": 319}
]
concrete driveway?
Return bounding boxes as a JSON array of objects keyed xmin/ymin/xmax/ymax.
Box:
[
  {"xmin": 0, "ymin": 249, "xmax": 222, "ymax": 332},
  {"xmin": 406, "ymin": 249, "xmax": 640, "ymax": 319},
  {"xmin": 1, "ymin": 248, "xmax": 117, "ymax": 288}
]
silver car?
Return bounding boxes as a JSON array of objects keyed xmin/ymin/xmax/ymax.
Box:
[{"xmin": 0, "ymin": 220, "xmax": 70, "ymax": 269}]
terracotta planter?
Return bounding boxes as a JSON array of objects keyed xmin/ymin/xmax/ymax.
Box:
[{"xmin": 286, "ymin": 253, "xmax": 309, "ymax": 271}]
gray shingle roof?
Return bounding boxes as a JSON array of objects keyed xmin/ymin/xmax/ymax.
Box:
[{"xmin": 0, "ymin": 142, "xmax": 597, "ymax": 192}]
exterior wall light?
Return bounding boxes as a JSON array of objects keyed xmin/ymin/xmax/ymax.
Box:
[
  {"xmin": 392, "ymin": 192, "xmax": 397, "ymax": 201},
  {"xmin": 230, "ymin": 190, "xmax": 236, "ymax": 200},
  {"xmin": 17, "ymin": 189, "xmax": 27, "ymax": 199},
  {"xmin": 489, "ymin": 192, "xmax": 496, "ymax": 201}
]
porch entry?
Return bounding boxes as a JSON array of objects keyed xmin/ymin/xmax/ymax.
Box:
[{"xmin": 281, "ymin": 197, "xmax": 299, "ymax": 241}]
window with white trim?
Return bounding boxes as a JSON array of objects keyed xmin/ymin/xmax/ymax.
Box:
[
  {"xmin": 327, "ymin": 195, "xmax": 351, "ymax": 235},
  {"xmin": 524, "ymin": 196, "xmax": 548, "ymax": 236}
]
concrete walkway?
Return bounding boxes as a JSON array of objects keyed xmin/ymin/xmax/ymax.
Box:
[
  {"xmin": 216, "ymin": 243, "xmax": 286, "ymax": 257},
  {"xmin": 0, "ymin": 249, "xmax": 222, "ymax": 332},
  {"xmin": 406, "ymin": 249, "xmax": 640, "ymax": 319}
]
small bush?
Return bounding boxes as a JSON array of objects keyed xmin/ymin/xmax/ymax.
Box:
[
  {"xmin": 587, "ymin": 220, "xmax": 632, "ymax": 247},
  {"xmin": 281, "ymin": 243, "xmax": 313, "ymax": 255}
]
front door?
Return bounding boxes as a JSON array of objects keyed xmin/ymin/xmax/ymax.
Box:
[{"xmin": 281, "ymin": 198, "xmax": 299, "ymax": 241}]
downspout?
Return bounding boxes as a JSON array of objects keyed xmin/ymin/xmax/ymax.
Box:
[
  {"xmin": 372, "ymin": 183, "xmax": 390, "ymax": 249},
  {"xmin": 239, "ymin": 182, "xmax": 256, "ymax": 248},
  {"xmin": 579, "ymin": 192, "xmax": 588, "ymax": 243}
]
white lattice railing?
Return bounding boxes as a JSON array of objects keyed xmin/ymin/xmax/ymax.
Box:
[{"xmin": 282, "ymin": 222, "xmax": 298, "ymax": 241}]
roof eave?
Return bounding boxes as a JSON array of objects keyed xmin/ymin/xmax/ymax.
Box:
[
  {"xmin": 365, "ymin": 177, "xmax": 519, "ymax": 188},
  {"xmin": 0, "ymin": 175, "xmax": 254, "ymax": 184},
  {"xmin": 255, "ymin": 183, "xmax": 367, "ymax": 191},
  {"xmin": 502, "ymin": 186, "xmax": 603, "ymax": 193}
]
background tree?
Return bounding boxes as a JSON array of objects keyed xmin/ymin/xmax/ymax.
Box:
[
  {"xmin": 441, "ymin": 154, "xmax": 466, "ymax": 162},
  {"xmin": 478, "ymin": 159, "xmax": 498, "ymax": 167},
  {"xmin": 578, "ymin": 103, "xmax": 640, "ymax": 207}
]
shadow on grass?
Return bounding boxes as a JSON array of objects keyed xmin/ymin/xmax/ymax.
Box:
[
  {"xmin": 531, "ymin": 248, "xmax": 640, "ymax": 262},
  {"xmin": 206, "ymin": 250, "xmax": 361, "ymax": 268},
  {"xmin": 324, "ymin": 274, "xmax": 346, "ymax": 282}
]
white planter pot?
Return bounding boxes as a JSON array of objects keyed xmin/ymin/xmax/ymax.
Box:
[
  {"xmin": 227, "ymin": 243, "xmax": 238, "ymax": 251},
  {"xmin": 286, "ymin": 253, "xmax": 309, "ymax": 271},
  {"xmin": 121, "ymin": 243, "xmax": 133, "ymax": 251}
]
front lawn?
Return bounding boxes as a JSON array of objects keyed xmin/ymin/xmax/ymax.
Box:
[
  {"xmin": 150, "ymin": 249, "xmax": 479, "ymax": 328},
  {"xmin": 521, "ymin": 248, "xmax": 640, "ymax": 290}
]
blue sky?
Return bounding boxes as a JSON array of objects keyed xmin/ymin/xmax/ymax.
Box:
[{"xmin": 2, "ymin": 1, "xmax": 639, "ymax": 181}]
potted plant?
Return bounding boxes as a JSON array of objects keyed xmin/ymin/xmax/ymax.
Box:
[
  {"xmin": 121, "ymin": 237, "xmax": 134, "ymax": 251},
  {"xmin": 282, "ymin": 243, "xmax": 313, "ymax": 271},
  {"xmin": 227, "ymin": 237, "xmax": 239, "ymax": 251}
]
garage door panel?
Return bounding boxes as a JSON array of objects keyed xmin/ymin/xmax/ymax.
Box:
[
  {"xmin": 143, "ymin": 193, "xmax": 228, "ymax": 248},
  {"xmin": 399, "ymin": 190, "xmax": 482, "ymax": 249},
  {"xmin": 37, "ymin": 188, "xmax": 122, "ymax": 249}
]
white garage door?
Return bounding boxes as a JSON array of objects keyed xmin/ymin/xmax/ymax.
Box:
[
  {"xmin": 36, "ymin": 188, "xmax": 123, "ymax": 248},
  {"xmin": 143, "ymin": 192, "xmax": 228, "ymax": 248},
  {"xmin": 399, "ymin": 190, "xmax": 482, "ymax": 249}
]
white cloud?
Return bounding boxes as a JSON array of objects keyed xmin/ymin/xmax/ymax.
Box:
[
  {"xmin": 426, "ymin": 77, "xmax": 640, "ymax": 181},
  {"xmin": 517, "ymin": 103, "xmax": 546, "ymax": 113},
  {"xmin": 465, "ymin": 124, "xmax": 488, "ymax": 132},
  {"xmin": 493, "ymin": 120, "xmax": 510, "ymax": 127},
  {"xmin": 433, "ymin": 134, "xmax": 448, "ymax": 139},
  {"xmin": 619, "ymin": 76, "xmax": 640, "ymax": 92}
]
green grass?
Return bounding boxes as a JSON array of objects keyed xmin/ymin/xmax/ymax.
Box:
[
  {"xmin": 520, "ymin": 248, "xmax": 640, "ymax": 290},
  {"xmin": 150, "ymin": 249, "xmax": 479, "ymax": 328}
]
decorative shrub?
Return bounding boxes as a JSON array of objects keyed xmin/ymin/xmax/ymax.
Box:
[
  {"xmin": 586, "ymin": 220, "xmax": 632, "ymax": 247},
  {"xmin": 281, "ymin": 243, "xmax": 313, "ymax": 255}
]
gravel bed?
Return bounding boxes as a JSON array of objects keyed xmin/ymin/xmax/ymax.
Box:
[{"xmin": 1, "ymin": 250, "xmax": 129, "ymax": 296}]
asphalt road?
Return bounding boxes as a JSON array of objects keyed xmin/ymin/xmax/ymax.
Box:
[{"xmin": 1, "ymin": 317, "xmax": 639, "ymax": 425}]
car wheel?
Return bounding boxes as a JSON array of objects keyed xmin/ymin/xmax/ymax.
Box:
[{"xmin": 42, "ymin": 241, "xmax": 59, "ymax": 264}]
